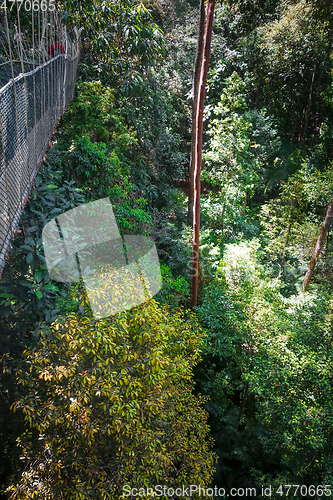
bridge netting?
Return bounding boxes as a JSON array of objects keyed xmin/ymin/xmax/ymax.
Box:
[{"xmin": 0, "ymin": 8, "xmax": 79, "ymax": 271}]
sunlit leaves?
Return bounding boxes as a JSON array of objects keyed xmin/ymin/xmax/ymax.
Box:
[
  {"xmin": 9, "ymin": 301, "xmax": 215, "ymax": 498},
  {"xmin": 247, "ymin": 0, "xmax": 332, "ymax": 143},
  {"xmin": 201, "ymin": 239, "xmax": 333, "ymax": 487}
]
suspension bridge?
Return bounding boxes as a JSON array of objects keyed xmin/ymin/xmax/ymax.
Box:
[{"xmin": 0, "ymin": 7, "xmax": 79, "ymax": 272}]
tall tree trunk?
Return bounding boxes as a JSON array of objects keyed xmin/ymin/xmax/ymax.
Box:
[
  {"xmin": 303, "ymin": 63, "xmax": 316, "ymax": 140},
  {"xmin": 188, "ymin": 0, "xmax": 205, "ymax": 223},
  {"xmin": 279, "ymin": 223, "xmax": 291, "ymax": 277},
  {"xmin": 191, "ymin": 0, "xmax": 215, "ymax": 309},
  {"xmin": 221, "ymin": 201, "xmax": 226, "ymax": 240},
  {"xmin": 220, "ymin": 184, "xmax": 230, "ymax": 241},
  {"xmin": 302, "ymin": 200, "xmax": 333, "ymax": 293},
  {"xmin": 237, "ymin": 381, "xmax": 249, "ymax": 429},
  {"xmin": 321, "ymin": 229, "xmax": 330, "ymax": 277}
]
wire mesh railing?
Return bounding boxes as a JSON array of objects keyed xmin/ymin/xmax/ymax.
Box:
[{"xmin": 0, "ymin": 10, "xmax": 79, "ymax": 272}]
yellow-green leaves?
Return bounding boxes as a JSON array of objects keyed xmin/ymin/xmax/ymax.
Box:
[{"xmin": 9, "ymin": 300, "xmax": 215, "ymax": 499}]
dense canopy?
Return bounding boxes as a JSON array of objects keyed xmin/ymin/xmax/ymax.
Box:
[{"xmin": 1, "ymin": 0, "xmax": 333, "ymax": 498}]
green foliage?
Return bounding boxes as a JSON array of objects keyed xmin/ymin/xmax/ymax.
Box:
[
  {"xmin": 64, "ymin": 0, "xmax": 167, "ymax": 150},
  {"xmin": 3, "ymin": 0, "xmax": 333, "ymax": 495},
  {"xmin": 155, "ymin": 264, "xmax": 190, "ymax": 308},
  {"xmin": 194, "ymin": 239, "xmax": 333, "ymax": 491},
  {"xmin": 0, "ymin": 354, "xmax": 25, "ymax": 499},
  {"xmin": 203, "ymin": 74, "xmax": 280, "ymax": 243},
  {"xmin": 193, "ymin": 242, "xmax": 269, "ymax": 491},
  {"xmin": 204, "ymin": 73, "xmax": 282, "ymax": 200},
  {"xmin": 0, "ymin": 165, "xmax": 85, "ymax": 336},
  {"xmin": 313, "ymin": 64, "xmax": 333, "ymax": 167},
  {"xmin": 64, "ymin": 0, "xmax": 164, "ymax": 76},
  {"xmin": 55, "ymin": 282, "xmax": 85, "ymax": 318},
  {"xmin": 69, "ymin": 136, "xmax": 126, "ymax": 188},
  {"xmin": 220, "ymin": 0, "xmax": 280, "ymax": 37},
  {"xmin": 149, "ymin": 208, "xmax": 191, "ymax": 277},
  {"xmin": 0, "ymin": 165, "xmax": 85, "ymax": 497},
  {"xmin": 196, "ymin": 284, "xmax": 242, "ymax": 362},
  {"xmin": 246, "ymin": 290, "xmax": 333, "ymax": 494},
  {"xmin": 259, "ymin": 162, "xmax": 333, "ymax": 289},
  {"xmin": 247, "ymin": 0, "xmax": 332, "ymax": 143},
  {"xmin": 8, "ymin": 301, "xmax": 215, "ymax": 499},
  {"xmin": 56, "ymin": 81, "xmax": 153, "ymax": 233},
  {"xmin": 59, "ymin": 82, "xmax": 137, "ymax": 154},
  {"xmin": 68, "ymin": 135, "xmax": 151, "ymax": 233},
  {"xmin": 204, "ymin": 73, "xmax": 259, "ymax": 194}
]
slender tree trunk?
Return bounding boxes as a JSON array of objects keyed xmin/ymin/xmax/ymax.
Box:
[
  {"xmin": 191, "ymin": 0, "xmax": 215, "ymax": 309},
  {"xmin": 298, "ymin": 108, "xmax": 306, "ymax": 142},
  {"xmin": 302, "ymin": 200, "xmax": 333, "ymax": 293},
  {"xmin": 220, "ymin": 184, "xmax": 230, "ymax": 241},
  {"xmin": 237, "ymin": 382, "xmax": 249, "ymax": 429},
  {"xmin": 188, "ymin": 0, "xmax": 205, "ymax": 223},
  {"xmin": 303, "ymin": 63, "xmax": 316, "ymax": 140},
  {"xmin": 279, "ymin": 223, "xmax": 291, "ymax": 277},
  {"xmin": 321, "ymin": 229, "xmax": 330, "ymax": 277},
  {"xmin": 221, "ymin": 201, "xmax": 226, "ymax": 240},
  {"xmin": 255, "ymin": 86, "xmax": 261, "ymax": 108}
]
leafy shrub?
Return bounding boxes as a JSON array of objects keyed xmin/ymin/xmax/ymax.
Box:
[
  {"xmin": 55, "ymin": 81, "xmax": 154, "ymax": 234},
  {"xmin": 59, "ymin": 81, "xmax": 137, "ymax": 154},
  {"xmin": 0, "ymin": 164, "xmax": 85, "ymax": 336},
  {"xmin": 67, "ymin": 135, "xmax": 152, "ymax": 233},
  {"xmin": 8, "ymin": 300, "xmax": 215, "ymax": 499},
  {"xmin": 0, "ymin": 163, "xmax": 85, "ymax": 498},
  {"xmin": 196, "ymin": 239, "xmax": 333, "ymax": 492},
  {"xmin": 155, "ymin": 264, "xmax": 190, "ymax": 308}
]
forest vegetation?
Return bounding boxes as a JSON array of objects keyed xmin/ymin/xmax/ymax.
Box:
[{"xmin": 1, "ymin": 0, "xmax": 333, "ymax": 498}]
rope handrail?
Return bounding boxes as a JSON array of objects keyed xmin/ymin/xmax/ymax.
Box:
[{"xmin": 0, "ymin": 53, "xmax": 71, "ymax": 94}]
